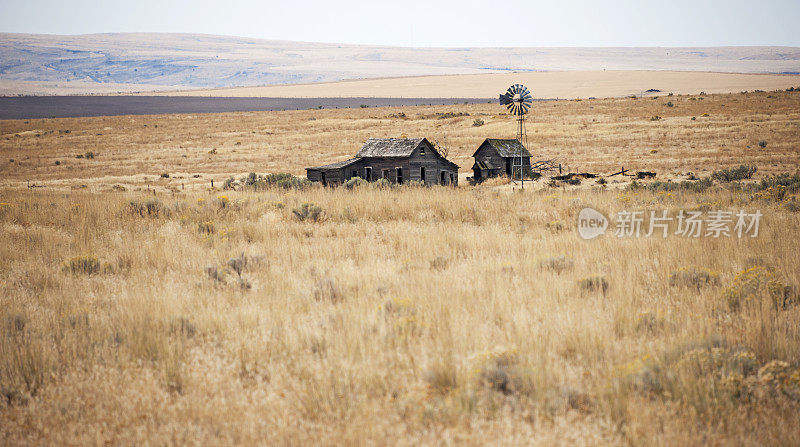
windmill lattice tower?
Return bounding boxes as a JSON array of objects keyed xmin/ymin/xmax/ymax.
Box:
[{"xmin": 499, "ymin": 84, "xmax": 532, "ymax": 187}]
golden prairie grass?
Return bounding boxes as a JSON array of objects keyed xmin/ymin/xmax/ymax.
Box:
[
  {"xmin": 1, "ymin": 183, "xmax": 799, "ymax": 445},
  {"xmin": 1, "ymin": 90, "xmax": 800, "ymax": 445}
]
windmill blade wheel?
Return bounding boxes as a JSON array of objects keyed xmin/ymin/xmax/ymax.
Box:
[{"xmin": 498, "ymin": 84, "xmax": 533, "ymax": 116}]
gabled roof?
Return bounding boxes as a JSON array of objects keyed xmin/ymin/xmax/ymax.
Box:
[
  {"xmin": 473, "ymin": 138, "xmax": 532, "ymax": 158},
  {"xmin": 355, "ymin": 138, "xmax": 429, "ymax": 158},
  {"xmin": 307, "ymin": 157, "xmax": 361, "ymax": 171}
]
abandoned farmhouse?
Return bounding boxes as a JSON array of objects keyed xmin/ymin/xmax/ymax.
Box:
[
  {"xmin": 306, "ymin": 137, "xmax": 534, "ymax": 186},
  {"xmin": 306, "ymin": 138, "xmax": 460, "ymax": 186},
  {"xmin": 471, "ymin": 138, "xmax": 532, "ymax": 182}
]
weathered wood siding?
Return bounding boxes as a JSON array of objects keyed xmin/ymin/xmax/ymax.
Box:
[
  {"xmin": 325, "ymin": 170, "xmax": 344, "ymax": 185},
  {"xmin": 306, "ymin": 168, "xmax": 344, "ymax": 186},
  {"xmin": 306, "ymin": 169, "xmax": 322, "ymax": 182},
  {"xmin": 473, "ymin": 143, "xmax": 507, "ymax": 175},
  {"xmin": 473, "ymin": 141, "xmax": 531, "ymax": 179},
  {"xmin": 306, "ymin": 141, "xmax": 459, "ymax": 186},
  {"xmin": 406, "ymin": 142, "xmax": 457, "ymax": 185},
  {"xmin": 348, "ymin": 143, "xmax": 458, "ymax": 185}
]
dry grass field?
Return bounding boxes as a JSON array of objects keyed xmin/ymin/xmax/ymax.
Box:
[
  {"xmin": 2, "ymin": 89, "xmax": 800, "ymax": 190},
  {"xmin": 1, "ymin": 89, "xmax": 800, "ymax": 445}
]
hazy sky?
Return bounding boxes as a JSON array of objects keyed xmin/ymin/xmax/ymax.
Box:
[{"xmin": 1, "ymin": 0, "xmax": 799, "ymax": 47}]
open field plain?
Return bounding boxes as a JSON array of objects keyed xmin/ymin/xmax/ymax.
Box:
[
  {"xmin": 1, "ymin": 89, "xmax": 800, "ymax": 445},
  {"xmin": 2, "ymin": 89, "xmax": 799, "ymax": 187}
]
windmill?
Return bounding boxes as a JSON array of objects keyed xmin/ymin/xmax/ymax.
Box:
[{"xmin": 499, "ymin": 84, "xmax": 532, "ymax": 187}]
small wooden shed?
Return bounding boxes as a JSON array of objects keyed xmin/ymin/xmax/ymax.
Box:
[{"xmin": 471, "ymin": 138, "xmax": 532, "ymax": 182}]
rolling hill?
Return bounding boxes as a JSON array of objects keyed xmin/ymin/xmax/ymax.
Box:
[{"xmin": 1, "ymin": 32, "xmax": 799, "ymax": 96}]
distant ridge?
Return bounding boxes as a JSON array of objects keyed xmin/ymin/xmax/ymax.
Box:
[{"xmin": 1, "ymin": 33, "xmax": 799, "ymax": 95}]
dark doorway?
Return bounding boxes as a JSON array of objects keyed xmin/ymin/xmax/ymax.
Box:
[
  {"xmin": 505, "ymin": 159, "xmax": 512, "ymax": 176},
  {"xmin": 321, "ymin": 171, "xmax": 327, "ymax": 186},
  {"xmin": 420, "ymin": 167, "xmax": 426, "ymax": 183},
  {"xmin": 440, "ymin": 171, "xmax": 446, "ymax": 185},
  {"xmin": 396, "ymin": 167, "xmax": 403, "ymax": 184},
  {"xmin": 365, "ymin": 167, "xmax": 372, "ymax": 181}
]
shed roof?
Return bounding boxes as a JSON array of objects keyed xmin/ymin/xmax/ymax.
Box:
[
  {"xmin": 472, "ymin": 160, "xmax": 494, "ymax": 170},
  {"xmin": 355, "ymin": 138, "xmax": 428, "ymax": 158},
  {"xmin": 474, "ymin": 138, "xmax": 532, "ymax": 158},
  {"xmin": 307, "ymin": 157, "xmax": 362, "ymax": 171}
]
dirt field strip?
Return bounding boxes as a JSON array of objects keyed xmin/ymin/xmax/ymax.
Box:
[{"xmin": 151, "ymin": 70, "xmax": 800, "ymax": 99}]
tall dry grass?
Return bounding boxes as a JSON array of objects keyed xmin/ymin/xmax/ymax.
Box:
[
  {"xmin": 1, "ymin": 182, "xmax": 799, "ymax": 445},
  {"xmin": 1, "ymin": 89, "xmax": 799, "ymax": 444}
]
